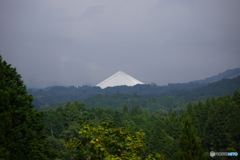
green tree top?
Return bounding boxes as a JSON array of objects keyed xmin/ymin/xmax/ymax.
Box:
[
  {"xmin": 70, "ymin": 121, "xmax": 162, "ymax": 160},
  {"xmin": 176, "ymin": 116, "xmax": 205, "ymax": 160}
]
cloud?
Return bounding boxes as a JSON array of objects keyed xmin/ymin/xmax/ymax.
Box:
[{"xmin": 1, "ymin": 0, "xmax": 240, "ymax": 88}]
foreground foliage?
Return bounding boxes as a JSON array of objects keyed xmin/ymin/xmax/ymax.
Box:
[
  {"xmin": 69, "ymin": 120, "xmax": 162, "ymax": 159},
  {"xmin": 0, "ymin": 55, "xmax": 55, "ymax": 159}
]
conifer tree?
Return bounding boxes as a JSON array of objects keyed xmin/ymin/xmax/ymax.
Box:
[
  {"xmin": 228, "ymin": 90, "xmax": 240, "ymax": 154},
  {"xmin": 204, "ymin": 92, "xmax": 240, "ymax": 154},
  {"xmin": 123, "ymin": 104, "xmax": 129, "ymax": 115},
  {"xmin": 113, "ymin": 110, "xmax": 123, "ymax": 127},
  {"xmin": 194, "ymin": 101, "xmax": 208, "ymax": 137},
  {"xmin": 0, "ymin": 55, "xmax": 55, "ymax": 159},
  {"xmin": 232, "ymin": 90, "xmax": 240, "ymax": 105},
  {"xmin": 146, "ymin": 120, "xmax": 164, "ymax": 154},
  {"xmin": 185, "ymin": 102, "xmax": 200, "ymax": 131},
  {"xmin": 176, "ymin": 116, "xmax": 205, "ymax": 160},
  {"xmin": 164, "ymin": 110, "xmax": 182, "ymax": 140},
  {"xmin": 204, "ymin": 94, "xmax": 240, "ymax": 153}
]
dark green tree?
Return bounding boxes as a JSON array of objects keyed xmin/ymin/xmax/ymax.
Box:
[
  {"xmin": 130, "ymin": 105, "xmax": 143, "ymax": 116},
  {"xmin": 112, "ymin": 110, "xmax": 123, "ymax": 127},
  {"xmin": 123, "ymin": 104, "xmax": 129, "ymax": 115},
  {"xmin": 100, "ymin": 112, "xmax": 112, "ymax": 123},
  {"xmin": 0, "ymin": 55, "xmax": 55, "ymax": 159},
  {"xmin": 164, "ymin": 110, "xmax": 182, "ymax": 140},
  {"xmin": 43, "ymin": 109, "xmax": 59, "ymax": 137},
  {"xmin": 227, "ymin": 90, "xmax": 240, "ymax": 155},
  {"xmin": 194, "ymin": 101, "xmax": 208, "ymax": 138},
  {"xmin": 145, "ymin": 121, "xmax": 163, "ymax": 154},
  {"xmin": 176, "ymin": 116, "xmax": 205, "ymax": 160},
  {"xmin": 204, "ymin": 93, "xmax": 240, "ymax": 155},
  {"xmin": 232, "ymin": 90, "xmax": 240, "ymax": 105}
]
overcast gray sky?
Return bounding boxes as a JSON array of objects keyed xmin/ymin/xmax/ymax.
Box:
[{"xmin": 1, "ymin": 0, "xmax": 240, "ymax": 88}]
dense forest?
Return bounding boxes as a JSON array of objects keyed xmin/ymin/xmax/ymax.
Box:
[
  {"xmin": 41, "ymin": 92, "xmax": 240, "ymax": 159},
  {"xmin": 1, "ymin": 55, "xmax": 240, "ymax": 160}
]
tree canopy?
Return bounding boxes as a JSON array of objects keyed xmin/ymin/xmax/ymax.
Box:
[{"xmin": 0, "ymin": 55, "xmax": 55, "ymax": 159}]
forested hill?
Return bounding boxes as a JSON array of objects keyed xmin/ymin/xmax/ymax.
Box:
[
  {"xmin": 191, "ymin": 67, "xmax": 240, "ymax": 83},
  {"xmin": 3, "ymin": 55, "xmax": 240, "ymax": 160},
  {"xmin": 29, "ymin": 75, "xmax": 240, "ymax": 110},
  {"xmin": 41, "ymin": 91, "xmax": 240, "ymax": 159},
  {"xmin": 156, "ymin": 75, "xmax": 240, "ymax": 101}
]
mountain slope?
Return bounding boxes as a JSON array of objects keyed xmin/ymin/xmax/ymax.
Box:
[
  {"xmin": 191, "ymin": 68, "xmax": 240, "ymax": 84},
  {"xmin": 30, "ymin": 75, "xmax": 240, "ymax": 110},
  {"xmin": 159, "ymin": 75, "xmax": 240, "ymax": 101}
]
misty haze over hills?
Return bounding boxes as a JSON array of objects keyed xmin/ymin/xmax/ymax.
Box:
[
  {"xmin": 28, "ymin": 68, "xmax": 240, "ymax": 109},
  {"xmin": 190, "ymin": 68, "xmax": 240, "ymax": 84},
  {"xmin": 29, "ymin": 67, "xmax": 240, "ymax": 90}
]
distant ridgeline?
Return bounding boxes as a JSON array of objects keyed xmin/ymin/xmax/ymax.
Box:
[
  {"xmin": 190, "ymin": 67, "xmax": 240, "ymax": 83},
  {"xmin": 28, "ymin": 68, "xmax": 240, "ymax": 110}
]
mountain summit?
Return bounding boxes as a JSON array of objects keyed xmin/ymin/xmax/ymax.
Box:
[{"xmin": 96, "ymin": 71, "xmax": 144, "ymax": 89}]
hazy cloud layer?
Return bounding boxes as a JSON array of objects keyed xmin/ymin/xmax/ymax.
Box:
[{"xmin": 1, "ymin": 0, "xmax": 240, "ymax": 88}]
